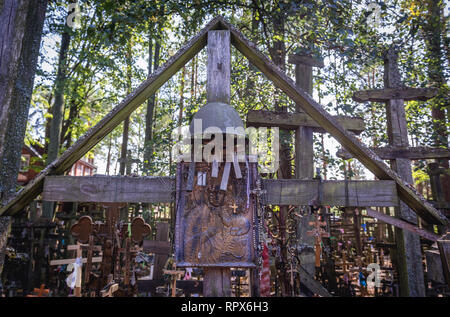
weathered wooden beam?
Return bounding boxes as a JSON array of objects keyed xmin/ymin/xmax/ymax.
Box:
[
  {"xmin": 288, "ymin": 54, "xmax": 324, "ymax": 68},
  {"xmin": 49, "ymin": 257, "xmax": 102, "ymax": 266},
  {"xmin": 262, "ymin": 179, "xmax": 398, "ymax": 207},
  {"xmin": 293, "ymin": 55, "xmax": 316, "ymax": 280},
  {"xmin": 143, "ymin": 240, "xmax": 171, "ymax": 255},
  {"xmin": 353, "ymin": 87, "xmax": 438, "ymax": 103},
  {"xmin": 203, "ymin": 29, "xmax": 232, "ymax": 298},
  {"xmin": 224, "ymin": 17, "xmax": 447, "ymax": 225},
  {"xmin": 42, "ymin": 176, "xmax": 175, "ymax": 203},
  {"xmin": 247, "ymin": 110, "xmax": 365, "ymax": 134},
  {"xmin": 298, "ymin": 265, "xmax": 332, "ymax": 297},
  {"xmin": 437, "ymin": 239, "xmax": 450, "ymax": 288},
  {"xmin": 41, "ymin": 176, "xmax": 399, "ymax": 208},
  {"xmin": 365, "ymin": 208, "xmax": 441, "ymax": 242},
  {"xmin": 153, "ymin": 222, "xmax": 170, "ymax": 281},
  {"xmin": 337, "ymin": 146, "xmax": 450, "ymax": 160},
  {"xmin": 0, "ymin": 17, "xmax": 224, "ymax": 217}
]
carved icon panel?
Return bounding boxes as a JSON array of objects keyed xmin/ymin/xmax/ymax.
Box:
[{"xmin": 175, "ymin": 161, "xmax": 257, "ymax": 267}]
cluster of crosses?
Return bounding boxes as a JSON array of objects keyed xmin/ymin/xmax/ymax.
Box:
[{"xmin": 1, "ymin": 17, "xmax": 449, "ymax": 297}]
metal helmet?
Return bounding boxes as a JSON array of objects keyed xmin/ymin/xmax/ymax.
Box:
[{"xmin": 188, "ymin": 102, "xmax": 245, "ymax": 137}]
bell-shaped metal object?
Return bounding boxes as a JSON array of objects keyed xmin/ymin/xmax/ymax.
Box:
[{"xmin": 189, "ymin": 102, "xmax": 245, "ymax": 137}]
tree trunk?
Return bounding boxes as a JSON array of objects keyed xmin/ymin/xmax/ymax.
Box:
[
  {"xmin": 119, "ymin": 39, "xmax": 133, "ymax": 175},
  {"xmin": 106, "ymin": 134, "xmax": 112, "ymax": 175},
  {"xmin": 0, "ymin": 0, "xmax": 48, "ymax": 279},
  {"xmin": 143, "ymin": 22, "xmax": 161, "ymax": 175},
  {"xmin": 47, "ymin": 3, "xmax": 74, "ymax": 164},
  {"xmin": 43, "ymin": 3, "xmax": 74, "ymax": 219},
  {"xmin": 423, "ymin": 0, "xmax": 450, "ymax": 201}
]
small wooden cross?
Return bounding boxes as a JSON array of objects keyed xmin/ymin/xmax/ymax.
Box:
[
  {"xmin": 163, "ymin": 269, "xmax": 185, "ymax": 297},
  {"xmin": 70, "ymin": 216, "xmax": 93, "ymax": 243},
  {"xmin": 230, "ymin": 203, "xmax": 239, "ymax": 214},
  {"xmin": 306, "ymin": 216, "xmax": 330, "ymax": 268},
  {"xmin": 130, "ymin": 217, "xmax": 151, "ymax": 243},
  {"xmin": 26, "ymin": 284, "xmax": 49, "ymax": 297}
]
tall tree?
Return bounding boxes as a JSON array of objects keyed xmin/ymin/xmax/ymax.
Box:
[
  {"xmin": 119, "ymin": 38, "xmax": 134, "ymax": 175},
  {"xmin": 0, "ymin": 0, "xmax": 48, "ymax": 278},
  {"xmin": 143, "ymin": 21, "xmax": 161, "ymax": 175},
  {"xmin": 43, "ymin": 1, "xmax": 76, "ymax": 219}
]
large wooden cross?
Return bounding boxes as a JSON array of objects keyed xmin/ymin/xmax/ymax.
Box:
[
  {"xmin": 3, "ymin": 17, "xmax": 449, "ymax": 298},
  {"xmin": 347, "ymin": 49, "xmax": 435, "ymax": 296}
]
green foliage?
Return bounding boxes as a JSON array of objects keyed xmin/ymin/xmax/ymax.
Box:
[{"xmin": 28, "ymin": 0, "xmax": 448, "ymax": 190}]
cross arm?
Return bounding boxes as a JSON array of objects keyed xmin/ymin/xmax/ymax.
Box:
[
  {"xmin": 337, "ymin": 146, "xmax": 450, "ymax": 160},
  {"xmin": 353, "ymin": 87, "xmax": 438, "ymax": 103},
  {"xmin": 247, "ymin": 109, "xmax": 365, "ymax": 134}
]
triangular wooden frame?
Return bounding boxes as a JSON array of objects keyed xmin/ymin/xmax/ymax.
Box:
[{"xmin": 1, "ymin": 17, "xmax": 447, "ymax": 226}]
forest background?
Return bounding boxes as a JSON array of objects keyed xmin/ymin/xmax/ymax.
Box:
[{"xmin": 23, "ymin": 0, "xmax": 450, "ymax": 195}]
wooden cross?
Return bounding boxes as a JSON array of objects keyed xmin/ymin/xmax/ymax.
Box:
[
  {"xmin": 351, "ymin": 48, "xmax": 439, "ymax": 296},
  {"xmin": 307, "ymin": 215, "xmax": 330, "ymax": 268},
  {"xmin": 26, "ymin": 284, "xmax": 49, "ymax": 297},
  {"xmin": 130, "ymin": 217, "xmax": 151, "ymax": 243},
  {"xmin": 163, "ymin": 269, "xmax": 185, "ymax": 297},
  {"xmin": 70, "ymin": 216, "xmax": 93, "ymax": 243},
  {"xmin": 230, "ymin": 203, "xmax": 239, "ymax": 214},
  {"xmin": 74, "ymin": 243, "xmax": 82, "ymax": 297}
]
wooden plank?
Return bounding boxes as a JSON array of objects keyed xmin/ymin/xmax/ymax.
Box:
[
  {"xmin": 224, "ymin": 17, "xmax": 447, "ymax": 226},
  {"xmin": 247, "ymin": 109, "xmax": 365, "ymax": 134},
  {"xmin": 67, "ymin": 244, "xmax": 102, "ymax": 251},
  {"xmin": 365, "ymin": 208, "xmax": 440, "ymax": 242},
  {"xmin": 143, "ymin": 240, "xmax": 170, "ymax": 255},
  {"xmin": 42, "ymin": 175, "xmax": 174, "ymax": 203},
  {"xmin": 294, "ymin": 62, "xmax": 314, "ymax": 180},
  {"xmin": 202, "ymin": 29, "xmax": 232, "ymax": 297},
  {"xmin": 294, "ymin": 61, "xmax": 316, "ymax": 280},
  {"xmin": 288, "ymin": 54, "xmax": 324, "ymax": 68},
  {"xmin": 298, "ymin": 265, "xmax": 332, "ymax": 297},
  {"xmin": 425, "ymin": 250, "xmax": 446, "ymax": 284},
  {"xmin": 263, "ymin": 179, "xmax": 399, "ymax": 207},
  {"xmin": 49, "ymin": 257, "xmax": 102, "ymax": 266},
  {"xmin": 42, "ymin": 176, "xmax": 400, "ymax": 207},
  {"xmin": 207, "ymin": 30, "xmax": 231, "ymax": 103},
  {"xmin": 153, "ymin": 222, "xmax": 169, "ymax": 280},
  {"xmin": 0, "ymin": 17, "xmax": 225, "ymax": 217},
  {"xmin": 437, "ymin": 239, "xmax": 450, "ymax": 288},
  {"xmin": 203, "ymin": 267, "xmax": 232, "ymax": 297},
  {"xmin": 337, "ymin": 146, "xmax": 450, "ymax": 160},
  {"xmin": 353, "ymin": 87, "xmax": 438, "ymax": 102}
]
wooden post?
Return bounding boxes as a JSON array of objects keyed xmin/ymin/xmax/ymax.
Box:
[
  {"xmin": 74, "ymin": 243, "xmax": 82, "ymax": 297},
  {"xmin": 384, "ymin": 49, "xmax": 425, "ymax": 297},
  {"xmin": 202, "ymin": 30, "xmax": 232, "ymax": 297},
  {"xmin": 353, "ymin": 209, "xmax": 362, "ymax": 256},
  {"xmin": 291, "ymin": 54, "xmax": 323, "ymax": 279},
  {"xmin": 294, "ymin": 61, "xmax": 314, "ymax": 180},
  {"xmin": 153, "ymin": 222, "xmax": 169, "ymax": 280}
]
